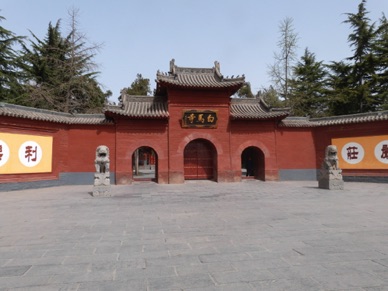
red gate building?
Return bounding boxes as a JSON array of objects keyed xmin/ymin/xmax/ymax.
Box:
[{"xmin": 1, "ymin": 59, "xmax": 388, "ymax": 190}]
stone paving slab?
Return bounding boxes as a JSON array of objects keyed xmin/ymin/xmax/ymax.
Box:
[{"xmin": 0, "ymin": 180, "xmax": 388, "ymax": 290}]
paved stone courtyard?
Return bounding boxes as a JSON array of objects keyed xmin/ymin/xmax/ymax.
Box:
[{"xmin": 0, "ymin": 180, "xmax": 388, "ymax": 290}]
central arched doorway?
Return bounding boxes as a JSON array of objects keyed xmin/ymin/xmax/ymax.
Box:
[{"xmin": 184, "ymin": 139, "xmax": 216, "ymax": 180}]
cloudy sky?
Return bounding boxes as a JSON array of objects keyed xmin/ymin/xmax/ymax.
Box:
[{"xmin": 2, "ymin": 0, "xmax": 388, "ymax": 102}]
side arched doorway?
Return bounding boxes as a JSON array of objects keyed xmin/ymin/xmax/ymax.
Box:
[
  {"xmin": 184, "ymin": 139, "xmax": 216, "ymax": 180},
  {"xmin": 241, "ymin": 146, "xmax": 265, "ymax": 181},
  {"xmin": 132, "ymin": 146, "xmax": 157, "ymax": 181}
]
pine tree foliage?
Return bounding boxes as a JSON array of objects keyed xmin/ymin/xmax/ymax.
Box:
[
  {"xmin": 236, "ymin": 82, "xmax": 254, "ymax": 98},
  {"xmin": 374, "ymin": 15, "xmax": 388, "ymax": 110},
  {"xmin": 267, "ymin": 0, "xmax": 388, "ymax": 116},
  {"xmin": 344, "ymin": 0, "xmax": 378, "ymax": 112},
  {"xmin": 0, "ymin": 15, "xmax": 24, "ymax": 102},
  {"xmin": 288, "ymin": 48, "xmax": 328, "ymax": 117},
  {"xmin": 326, "ymin": 61, "xmax": 356, "ymax": 115},
  {"xmin": 327, "ymin": 0, "xmax": 387, "ymax": 114},
  {"xmin": 258, "ymin": 86, "xmax": 286, "ymax": 109},
  {"xmin": 20, "ymin": 9, "xmax": 108, "ymax": 113},
  {"xmin": 123, "ymin": 74, "xmax": 151, "ymax": 96}
]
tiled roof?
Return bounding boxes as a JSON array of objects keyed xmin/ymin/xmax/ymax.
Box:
[
  {"xmin": 0, "ymin": 103, "xmax": 113, "ymax": 125},
  {"xmin": 104, "ymin": 95, "xmax": 169, "ymax": 119},
  {"xmin": 230, "ymin": 98, "xmax": 289, "ymax": 120},
  {"xmin": 311, "ymin": 111, "xmax": 388, "ymax": 126},
  {"xmin": 279, "ymin": 110, "xmax": 388, "ymax": 127},
  {"xmin": 279, "ymin": 117, "xmax": 318, "ymax": 127},
  {"xmin": 156, "ymin": 59, "xmax": 245, "ymax": 89}
]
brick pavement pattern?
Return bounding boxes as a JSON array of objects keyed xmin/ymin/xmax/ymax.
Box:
[{"xmin": 0, "ymin": 181, "xmax": 388, "ymax": 290}]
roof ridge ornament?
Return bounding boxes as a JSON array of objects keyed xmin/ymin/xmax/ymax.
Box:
[
  {"xmin": 170, "ymin": 58, "xmax": 176, "ymax": 75},
  {"xmin": 214, "ymin": 61, "xmax": 223, "ymax": 79}
]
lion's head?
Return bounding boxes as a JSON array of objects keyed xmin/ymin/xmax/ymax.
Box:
[
  {"xmin": 96, "ymin": 145, "xmax": 109, "ymax": 160},
  {"xmin": 324, "ymin": 145, "xmax": 339, "ymax": 170}
]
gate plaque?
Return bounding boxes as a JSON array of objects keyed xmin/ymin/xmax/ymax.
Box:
[{"xmin": 182, "ymin": 110, "xmax": 218, "ymax": 128}]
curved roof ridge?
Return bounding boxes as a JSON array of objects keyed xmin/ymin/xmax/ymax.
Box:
[
  {"xmin": 230, "ymin": 97, "xmax": 289, "ymax": 120},
  {"xmin": 156, "ymin": 59, "xmax": 245, "ymax": 91},
  {"xmin": 279, "ymin": 110, "xmax": 388, "ymax": 127},
  {"xmin": 104, "ymin": 94, "xmax": 169, "ymax": 119},
  {"xmin": 310, "ymin": 110, "xmax": 388, "ymax": 122},
  {"xmin": 0, "ymin": 102, "xmax": 112, "ymax": 125}
]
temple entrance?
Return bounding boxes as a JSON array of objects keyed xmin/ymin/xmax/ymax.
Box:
[
  {"xmin": 184, "ymin": 139, "xmax": 215, "ymax": 180},
  {"xmin": 132, "ymin": 146, "xmax": 157, "ymax": 181},
  {"xmin": 241, "ymin": 146, "xmax": 265, "ymax": 181}
]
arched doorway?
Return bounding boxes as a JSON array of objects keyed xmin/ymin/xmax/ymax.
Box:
[
  {"xmin": 132, "ymin": 146, "xmax": 157, "ymax": 181},
  {"xmin": 241, "ymin": 146, "xmax": 265, "ymax": 181},
  {"xmin": 184, "ymin": 139, "xmax": 216, "ymax": 180}
]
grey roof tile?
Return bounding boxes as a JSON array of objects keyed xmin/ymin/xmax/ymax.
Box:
[
  {"xmin": 104, "ymin": 95, "xmax": 169, "ymax": 119},
  {"xmin": 279, "ymin": 111, "xmax": 388, "ymax": 127},
  {"xmin": 0, "ymin": 103, "xmax": 113, "ymax": 125},
  {"xmin": 310, "ymin": 111, "xmax": 388, "ymax": 125},
  {"xmin": 230, "ymin": 98, "xmax": 289, "ymax": 120},
  {"xmin": 156, "ymin": 60, "xmax": 245, "ymax": 89},
  {"xmin": 279, "ymin": 117, "xmax": 318, "ymax": 127}
]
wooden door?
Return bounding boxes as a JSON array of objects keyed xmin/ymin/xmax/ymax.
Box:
[{"xmin": 184, "ymin": 140, "xmax": 213, "ymax": 180}]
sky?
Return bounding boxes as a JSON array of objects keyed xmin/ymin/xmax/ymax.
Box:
[{"xmin": 2, "ymin": 0, "xmax": 388, "ymax": 103}]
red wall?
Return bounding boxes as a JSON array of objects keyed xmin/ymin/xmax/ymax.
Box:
[
  {"xmin": 115, "ymin": 118, "xmax": 169, "ymax": 184},
  {"xmin": 2, "ymin": 108, "xmax": 387, "ymax": 187},
  {"xmin": 167, "ymin": 88, "xmax": 235, "ymax": 183},
  {"xmin": 276, "ymin": 128, "xmax": 317, "ymax": 169},
  {"xmin": 67, "ymin": 125, "xmax": 116, "ymax": 172},
  {"xmin": 230, "ymin": 120, "xmax": 279, "ymax": 181}
]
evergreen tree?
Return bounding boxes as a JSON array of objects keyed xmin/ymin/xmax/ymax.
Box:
[
  {"xmin": 326, "ymin": 61, "xmax": 356, "ymax": 115},
  {"xmin": 21, "ymin": 21, "xmax": 68, "ymax": 109},
  {"xmin": 345, "ymin": 0, "xmax": 379, "ymax": 112},
  {"xmin": 374, "ymin": 15, "xmax": 388, "ymax": 110},
  {"xmin": 324, "ymin": 0, "xmax": 388, "ymax": 115},
  {"xmin": 288, "ymin": 48, "xmax": 328, "ymax": 117},
  {"xmin": 258, "ymin": 86, "xmax": 285, "ymax": 108},
  {"xmin": 123, "ymin": 73, "xmax": 151, "ymax": 96},
  {"xmin": 328, "ymin": 0, "xmax": 380, "ymax": 115},
  {"xmin": 20, "ymin": 10, "xmax": 108, "ymax": 113},
  {"xmin": 236, "ymin": 82, "xmax": 254, "ymax": 98},
  {"xmin": 0, "ymin": 15, "xmax": 24, "ymax": 102}
]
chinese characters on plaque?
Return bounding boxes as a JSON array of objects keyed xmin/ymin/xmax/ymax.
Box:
[
  {"xmin": 341, "ymin": 142, "xmax": 365, "ymax": 165},
  {"xmin": 0, "ymin": 140, "xmax": 10, "ymax": 167},
  {"xmin": 182, "ymin": 110, "xmax": 218, "ymax": 128},
  {"xmin": 332, "ymin": 136, "xmax": 388, "ymax": 169},
  {"xmin": 0, "ymin": 133, "xmax": 52, "ymax": 174},
  {"xmin": 18, "ymin": 141, "xmax": 42, "ymax": 167},
  {"xmin": 374, "ymin": 140, "xmax": 388, "ymax": 164}
]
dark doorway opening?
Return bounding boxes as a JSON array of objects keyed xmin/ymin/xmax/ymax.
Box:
[{"xmin": 241, "ymin": 146, "xmax": 265, "ymax": 181}]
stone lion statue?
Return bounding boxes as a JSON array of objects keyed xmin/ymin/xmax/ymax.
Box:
[
  {"xmin": 95, "ymin": 145, "xmax": 110, "ymax": 173},
  {"xmin": 322, "ymin": 145, "xmax": 340, "ymax": 170},
  {"xmin": 319, "ymin": 145, "xmax": 343, "ymax": 189}
]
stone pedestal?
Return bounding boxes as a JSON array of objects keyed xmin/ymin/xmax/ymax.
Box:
[
  {"xmin": 92, "ymin": 173, "xmax": 111, "ymax": 197},
  {"xmin": 92, "ymin": 185, "xmax": 111, "ymax": 197},
  {"xmin": 318, "ymin": 169, "xmax": 344, "ymax": 190}
]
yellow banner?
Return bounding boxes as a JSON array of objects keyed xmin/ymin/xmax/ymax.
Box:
[
  {"xmin": 332, "ymin": 135, "xmax": 388, "ymax": 169},
  {"xmin": 0, "ymin": 133, "xmax": 53, "ymax": 174}
]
